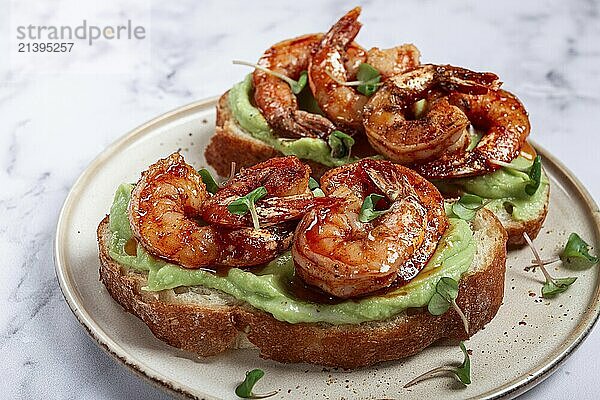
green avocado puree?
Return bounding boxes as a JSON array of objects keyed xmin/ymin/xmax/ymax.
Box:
[
  {"xmin": 108, "ymin": 184, "xmax": 476, "ymax": 325},
  {"xmin": 228, "ymin": 74, "xmax": 356, "ymax": 167},
  {"xmin": 434, "ymin": 156, "xmax": 549, "ymax": 222}
]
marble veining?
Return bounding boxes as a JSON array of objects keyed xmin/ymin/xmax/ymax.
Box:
[{"xmin": 1, "ymin": 0, "xmax": 600, "ymax": 398}]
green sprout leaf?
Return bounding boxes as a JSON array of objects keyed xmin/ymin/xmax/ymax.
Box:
[
  {"xmin": 227, "ymin": 186, "xmax": 268, "ymax": 230},
  {"xmin": 427, "ymin": 293, "xmax": 451, "ymax": 315},
  {"xmin": 560, "ymin": 232, "xmax": 599, "ymax": 269},
  {"xmin": 455, "ymin": 342, "xmax": 472, "ymax": 385},
  {"xmin": 437, "ymin": 277, "xmax": 459, "ymax": 301},
  {"xmin": 328, "ymin": 130, "xmax": 355, "ymax": 159},
  {"xmin": 525, "ymin": 155, "xmax": 542, "ymax": 195},
  {"xmin": 356, "ymin": 63, "xmax": 381, "ymax": 96},
  {"xmin": 235, "ymin": 369, "xmax": 276, "ymax": 399},
  {"xmin": 308, "ymin": 177, "xmax": 325, "ymax": 197},
  {"xmin": 451, "ymin": 194, "xmax": 486, "ymax": 221},
  {"xmin": 291, "ymin": 71, "xmax": 308, "ymax": 94},
  {"xmin": 325, "ymin": 63, "xmax": 383, "ymax": 95},
  {"xmin": 428, "ymin": 277, "xmax": 468, "ymax": 334},
  {"xmin": 404, "ymin": 342, "xmax": 472, "ymax": 388},
  {"xmin": 428, "ymin": 277, "xmax": 459, "ymax": 315},
  {"xmin": 233, "ymin": 60, "xmax": 307, "ymax": 96},
  {"xmin": 542, "ymin": 277, "xmax": 577, "ymax": 298},
  {"xmin": 492, "ymin": 155, "xmax": 543, "ymax": 196},
  {"xmin": 198, "ymin": 168, "xmax": 220, "ymax": 194},
  {"xmin": 359, "ymin": 193, "xmax": 388, "ymax": 223},
  {"xmin": 523, "ymin": 232, "xmax": 578, "ymax": 298}
]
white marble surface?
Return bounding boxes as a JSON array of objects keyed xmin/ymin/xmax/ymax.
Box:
[{"xmin": 1, "ymin": 0, "xmax": 599, "ymax": 398}]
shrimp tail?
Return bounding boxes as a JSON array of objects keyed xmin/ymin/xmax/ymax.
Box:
[
  {"xmin": 293, "ymin": 110, "xmax": 336, "ymax": 139},
  {"xmin": 436, "ymin": 65, "xmax": 502, "ymax": 95},
  {"xmin": 365, "ymin": 168, "xmax": 418, "ymax": 203},
  {"xmin": 270, "ymin": 111, "xmax": 335, "ymax": 139},
  {"xmin": 320, "ymin": 7, "xmax": 362, "ymax": 49},
  {"xmin": 309, "ymin": 7, "xmax": 374, "ymax": 134},
  {"xmin": 252, "ymin": 195, "xmax": 340, "ymax": 228}
]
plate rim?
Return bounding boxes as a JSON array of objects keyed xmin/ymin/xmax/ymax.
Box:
[{"xmin": 54, "ymin": 98, "xmax": 600, "ymax": 400}]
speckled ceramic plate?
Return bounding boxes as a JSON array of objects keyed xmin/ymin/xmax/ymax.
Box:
[{"xmin": 55, "ymin": 98, "xmax": 600, "ymax": 400}]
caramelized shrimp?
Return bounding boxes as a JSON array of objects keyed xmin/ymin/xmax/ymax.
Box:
[
  {"xmin": 202, "ymin": 156, "xmax": 336, "ymax": 228},
  {"xmin": 128, "ymin": 153, "xmax": 294, "ymax": 268},
  {"xmin": 308, "ymin": 7, "xmax": 420, "ymax": 133},
  {"xmin": 253, "ymin": 34, "xmax": 366, "ymax": 139},
  {"xmin": 308, "ymin": 7, "xmax": 365, "ymax": 133},
  {"xmin": 293, "ymin": 159, "xmax": 448, "ymax": 298},
  {"xmin": 363, "ymin": 64, "xmax": 500, "ymax": 164},
  {"xmin": 413, "ymin": 89, "xmax": 531, "ymax": 178}
]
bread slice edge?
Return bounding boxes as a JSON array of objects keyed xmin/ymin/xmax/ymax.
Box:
[{"xmin": 97, "ymin": 208, "xmax": 507, "ymax": 368}]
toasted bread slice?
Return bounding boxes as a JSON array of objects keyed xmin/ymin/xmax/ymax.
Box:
[
  {"xmin": 98, "ymin": 208, "xmax": 507, "ymax": 369},
  {"xmin": 205, "ymin": 92, "xmax": 332, "ymax": 178},
  {"xmin": 205, "ymin": 92, "xmax": 286, "ymax": 178}
]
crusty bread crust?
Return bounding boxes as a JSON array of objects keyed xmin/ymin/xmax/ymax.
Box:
[
  {"xmin": 505, "ymin": 186, "xmax": 550, "ymax": 247},
  {"xmin": 98, "ymin": 228, "xmax": 241, "ymax": 356},
  {"xmin": 98, "ymin": 208, "xmax": 507, "ymax": 368}
]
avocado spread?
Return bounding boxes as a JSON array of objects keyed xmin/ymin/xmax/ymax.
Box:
[
  {"xmin": 434, "ymin": 156, "xmax": 549, "ymax": 221},
  {"xmin": 108, "ymin": 184, "xmax": 476, "ymax": 325},
  {"xmin": 228, "ymin": 74, "xmax": 356, "ymax": 167}
]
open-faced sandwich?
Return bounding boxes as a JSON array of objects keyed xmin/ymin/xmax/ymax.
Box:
[
  {"xmin": 96, "ymin": 4, "xmax": 566, "ymax": 371},
  {"xmin": 205, "ymin": 6, "xmax": 549, "ymax": 246},
  {"xmin": 98, "ymin": 153, "xmax": 507, "ymax": 368}
]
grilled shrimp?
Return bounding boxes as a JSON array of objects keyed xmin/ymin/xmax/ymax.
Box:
[
  {"xmin": 202, "ymin": 156, "xmax": 336, "ymax": 227},
  {"xmin": 128, "ymin": 153, "xmax": 294, "ymax": 269},
  {"xmin": 293, "ymin": 159, "xmax": 448, "ymax": 298},
  {"xmin": 253, "ymin": 34, "xmax": 366, "ymax": 139},
  {"xmin": 308, "ymin": 7, "xmax": 420, "ymax": 133},
  {"xmin": 363, "ymin": 64, "xmax": 500, "ymax": 164},
  {"xmin": 413, "ymin": 89, "xmax": 531, "ymax": 178}
]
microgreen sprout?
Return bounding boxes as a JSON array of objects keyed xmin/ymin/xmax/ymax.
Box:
[
  {"xmin": 308, "ymin": 177, "xmax": 325, "ymax": 197},
  {"xmin": 227, "ymin": 186, "xmax": 268, "ymax": 230},
  {"xmin": 325, "ymin": 62, "xmax": 383, "ymax": 96},
  {"xmin": 523, "ymin": 232, "xmax": 577, "ymax": 298},
  {"xmin": 404, "ymin": 341, "xmax": 471, "ymax": 388},
  {"xmin": 355, "ymin": 63, "xmax": 382, "ymax": 96},
  {"xmin": 359, "ymin": 193, "xmax": 389, "ymax": 223},
  {"xmin": 198, "ymin": 168, "xmax": 220, "ymax": 194},
  {"xmin": 228, "ymin": 161, "xmax": 237, "ymax": 183},
  {"xmin": 450, "ymin": 194, "xmax": 489, "ymax": 221},
  {"xmin": 525, "ymin": 155, "xmax": 542, "ymax": 195},
  {"xmin": 233, "ymin": 60, "xmax": 308, "ymax": 94},
  {"xmin": 427, "ymin": 277, "xmax": 469, "ymax": 334},
  {"xmin": 526, "ymin": 257, "xmax": 560, "ymax": 269},
  {"xmin": 328, "ymin": 130, "xmax": 355, "ymax": 159},
  {"xmin": 560, "ymin": 232, "xmax": 599, "ymax": 269},
  {"xmin": 235, "ymin": 369, "xmax": 277, "ymax": 399},
  {"xmin": 490, "ymin": 155, "xmax": 542, "ymax": 196}
]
